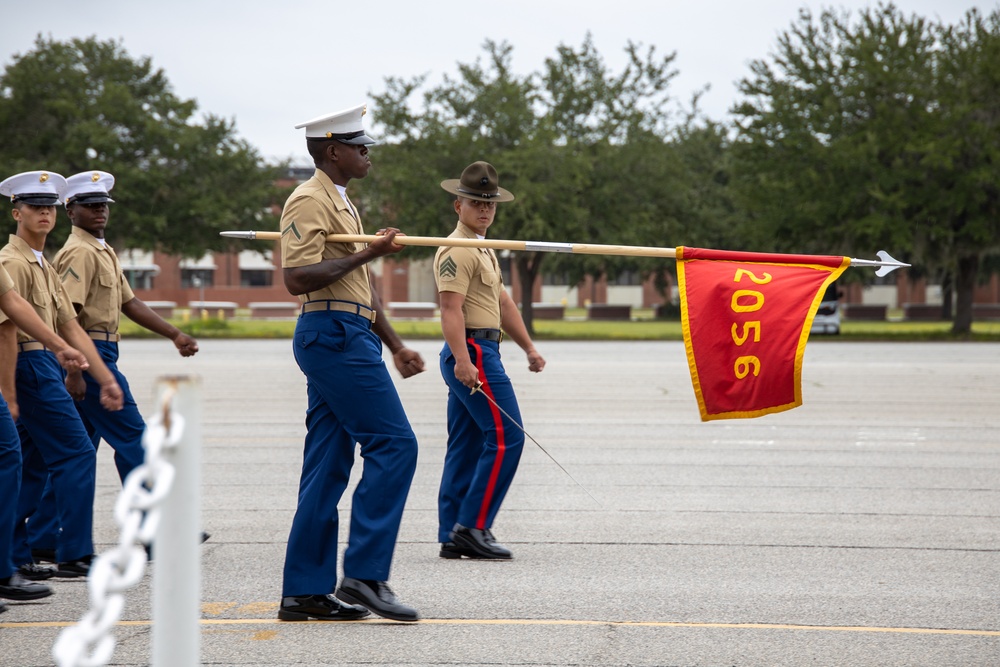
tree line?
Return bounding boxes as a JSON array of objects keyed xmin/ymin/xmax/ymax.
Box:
[
  {"xmin": 1, "ymin": 3, "xmax": 996, "ymax": 334},
  {"xmin": 0, "ymin": 36, "xmax": 283, "ymax": 258}
]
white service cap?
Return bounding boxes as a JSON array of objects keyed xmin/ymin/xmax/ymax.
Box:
[
  {"xmin": 64, "ymin": 171, "xmax": 116, "ymax": 206},
  {"xmin": 295, "ymin": 103, "xmax": 377, "ymax": 145},
  {"xmin": 0, "ymin": 170, "xmax": 68, "ymax": 205}
]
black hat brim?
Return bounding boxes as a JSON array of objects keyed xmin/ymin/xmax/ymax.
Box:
[
  {"xmin": 338, "ymin": 132, "xmax": 377, "ymax": 146},
  {"xmin": 440, "ymin": 179, "xmax": 515, "ymax": 203},
  {"xmin": 13, "ymin": 194, "xmax": 61, "ymax": 206},
  {"xmin": 309, "ymin": 132, "xmax": 378, "ymax": 146},
  {"xmin": 68, "ymin": 193, "xmax": 115, "ymax": 205}
]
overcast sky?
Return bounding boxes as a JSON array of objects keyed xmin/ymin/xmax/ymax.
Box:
[{"xmin": 1, "ymin": 0, "xmax": 989, "ymax": 165}]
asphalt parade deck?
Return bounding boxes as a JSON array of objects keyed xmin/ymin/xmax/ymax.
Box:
[{"xmin": 2, "ymin": 339, "xmax": 998, "ymax": 666}]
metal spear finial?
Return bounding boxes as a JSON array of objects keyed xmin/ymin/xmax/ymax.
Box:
[{"xmin": 850, "ymin": 250, "xmax": 910, "ymax": 277}]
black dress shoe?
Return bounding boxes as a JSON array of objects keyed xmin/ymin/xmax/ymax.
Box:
[
  {"xmin": 277, "ymin": 594, "xmax": 370, "ymax": 622},
  {"xmin": 54, "ymin": 554, "xmax": 95, "ymax": 578},
  {"xmin": 17, "ymin": 563, "xmax": 56, "ymax": 581},
  {"xmin": 30, "ymin": 548, "xmax": 57, "ymax": 563},
  {"xmin": 0, "ymin": 573, "xmax": 53, "ymax": 601},
  {"xmin": 439, "ymin": 541, "xmax": 477, "ymax": 559},
  {"xmin": 450, "ymin": 524, "xmax": 513, "ymax": 559},
  {"xmin": 335, "ymin": 578, "xmax": 419, "ymax": 622}
]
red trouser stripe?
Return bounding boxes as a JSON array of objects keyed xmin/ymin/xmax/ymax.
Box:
[{"xmin": 470, "ymin": 338, "xmax": 505, "ymax": 529}]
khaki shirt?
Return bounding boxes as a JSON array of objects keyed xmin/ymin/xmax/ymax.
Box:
[
  {"xmin": 279, "ymin": 169, "xmax": 371, "ymax": 306},
  {"xmin": 0, "ymin": 263, "xmax": 13, "ymax": 298},
  {"xmin": 0, "ymin": 235, "xmax": 77, "ymax": 341},
  {"xmin": 53, "ymin": 227, "xmax": 135, "ymax": 333},
  {"xmin": 433, "ymin": 222, "xmax": 503, "ymax": 330}
]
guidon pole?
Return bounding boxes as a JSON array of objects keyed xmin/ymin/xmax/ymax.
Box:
[{"xmin": 220, "ymin": 231, "xmax": 911, "ymax": 276}]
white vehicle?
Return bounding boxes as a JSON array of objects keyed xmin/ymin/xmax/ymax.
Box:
[{"xmin": 810, "ymin": 282, "xmax": 842, "ymax": 335}]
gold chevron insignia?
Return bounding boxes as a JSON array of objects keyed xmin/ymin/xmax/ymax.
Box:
[
  {"xmin": 281, "ymin": 221, "xmax": 301, "ymax": 240},
  {"xmin": 438, "ymin": 255, "xmax": 458, "ymax": 279}
]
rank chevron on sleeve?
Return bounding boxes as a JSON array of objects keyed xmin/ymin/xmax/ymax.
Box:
[{"xmin": 439, "ymin": 255, "xmax": 457, "ymax": 279}]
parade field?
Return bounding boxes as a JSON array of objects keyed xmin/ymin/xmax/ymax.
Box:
[{"xmin": 1, "ymin": 339, "xmax": 997, "ymax": 667}]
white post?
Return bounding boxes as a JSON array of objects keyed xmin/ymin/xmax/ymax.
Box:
[{"xmin": 152, "ymin": 375, "xmax": 202, "ymax": 667}]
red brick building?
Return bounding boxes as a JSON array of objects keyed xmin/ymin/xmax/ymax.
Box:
[
  {"xmin": 126, "ymin": 248, "xmax": 670, "ymax": 312},
  {"xmin": 126, "ymin": 166, "xmax": 673, "ymax": 314}
]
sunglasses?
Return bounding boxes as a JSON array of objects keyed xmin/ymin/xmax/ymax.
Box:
[{"xmin": 464, "ymin": 199, "xmax": 496, "ymax": 209}]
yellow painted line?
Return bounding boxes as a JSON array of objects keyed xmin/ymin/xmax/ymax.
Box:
[
  {"xmin": 1, "ymin": 617, "xmax": 997, "ymax": 636},
  {"xmin": 201, "ymin": 602, "xmax": 237, "ymax": 615},
  {"xmin": 236, "ymin": 602, "xmax": 279, "ymax": 615}
]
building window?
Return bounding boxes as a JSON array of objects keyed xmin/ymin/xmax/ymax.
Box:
[
  {"xmin": 238, "ymin": 250, "xmax": 274, "ymax": 287},
  {"xmin": 179, "ymin": 252, "xmax": 217, "ymax": 288},
  {"xmin": 542, "ymin": 272, "xmax": 571, "ymax": 286},
  {"xmin": 119, "ymin": 250, "xmax": 159, "ymax": 290},
  {"xmin": 610, "ymin": 270, "xmax": 642, "ymax": 286},
  {"xmin": 498, "ymin": 250, "xmax": 513, "ymax": 286},
  {"xmin": 240, "ymin": 270, "xmax": 273, "ymax": 287},
  {"xmin": 181, "ymin": 269, "xmax": 215, "ymax": 288},
  {"xmin": 124, "ymin": 269, "xmax": 156, "ymax": 290}
]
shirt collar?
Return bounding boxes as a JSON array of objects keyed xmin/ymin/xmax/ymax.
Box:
[
  {"xmin": 314, "ymin": 169, "xmax": 352, "ymax": 213},
  {"xmin": 456, "ymin": 222, "xmax": 479, "ymax": 239},
  {"xmin": 71, "ymin": 225, "xmax": 110, "ymax": 250},
  {"xmin": 6, "ymin": 234, "xmax": 41, "ymax": 264}
]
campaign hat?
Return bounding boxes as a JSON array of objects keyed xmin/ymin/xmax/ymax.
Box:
[{"xmin": 440, "ymin": 161, "xmax": 515, "ymax": 203}]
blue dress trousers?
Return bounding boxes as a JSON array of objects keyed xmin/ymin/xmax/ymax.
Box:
[
  {"xmin": 11, "ymin": 350, "xmax": 96, "ymax": 565},
  {"xmin": 0, "ymin": 394, "xmax": 21, "ymax": 579},
  {"xmin": 26, "ymin": 339, "xmax": 146, "ymax": 549},
  {"xmin": 281, "ymin": 310, "xmax": 418, "ymax": 597},
  {"xmin": 437, "ymin": 337, "xmax": 524, "ymax": 543}
]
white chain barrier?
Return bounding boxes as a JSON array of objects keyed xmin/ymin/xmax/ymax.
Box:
[{"xmin": 52, "ymin": 384, "xmax": 185, "ymax": 667}]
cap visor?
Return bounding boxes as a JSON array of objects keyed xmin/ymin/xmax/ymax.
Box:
[
  {"xmin": 71, "ymin": 194, "xmax": 115, "ymax": 205},
  {"xmin": 337, "ymin": 132, "xmax": 377, "ymax": 146},
  {"xmin": 16, "ymin": 196, "xmax": 61, "ymax": 206}
]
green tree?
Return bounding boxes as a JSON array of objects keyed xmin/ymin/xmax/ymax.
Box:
[
  {"xmin": 0, "ymin": 35, "xmax": 281, "ymax": 257},
  {"xmin": 731, "ymin": 4, "xmax": 1000, "ymax": 334},
  {"xmin": 364, "ymin": 37, "xmax": 686, "ymax": 332},
  {"xmin": 928, "ymin": 9, "xmax": 1000, "ymax": 332}
]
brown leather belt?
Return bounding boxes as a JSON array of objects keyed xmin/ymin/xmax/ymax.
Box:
[
  {"xmin": 466, "ymin": 328, "xmax": 503, "ymax": 343},
  {"xmin": 87, "ymin": 330, "xmax": 121, "ymax": 342},
  {"xmin": 301, "ymin": 300, "xmax": 376, "ymax": 323},
  {"xmin": 17, "ymin": 341, "xmax": 47, "ymax": 352}
]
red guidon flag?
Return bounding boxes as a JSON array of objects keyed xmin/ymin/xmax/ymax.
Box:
[{"xmin": 677, "ymin": 247, "xmax": 850, "ymax": 421}]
